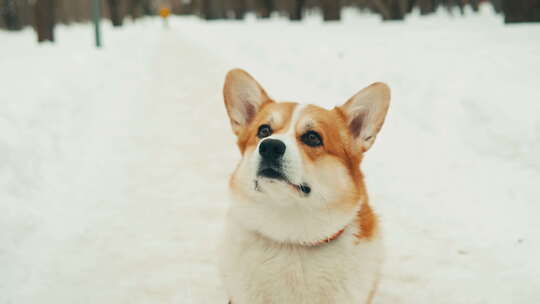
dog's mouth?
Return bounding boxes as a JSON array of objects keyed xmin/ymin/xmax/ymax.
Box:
[
  {"xmin": 256, "ymin": 168, "xmax": 311, "ymax": 195},
  {"xmin": 259, "ymin": 168, "xmax": 284, "ymax": 180}
]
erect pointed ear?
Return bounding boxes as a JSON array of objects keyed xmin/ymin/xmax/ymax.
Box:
[
  {"xmin": 338, "ymin": 82, "xmax": 391, "ymax": 152},
  {"xmin": 223, "ymin": 69, "xmax": 272, "ymax": 136}
]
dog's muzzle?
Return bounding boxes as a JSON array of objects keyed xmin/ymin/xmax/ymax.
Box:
[{"xmin": 256, "ymin": 139, "xmax": 311, "ymax": 195}]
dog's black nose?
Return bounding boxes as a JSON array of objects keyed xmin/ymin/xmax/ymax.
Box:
[{"xmin": 259, "ymin": 139, "xmax": 286, "ymax": 161}]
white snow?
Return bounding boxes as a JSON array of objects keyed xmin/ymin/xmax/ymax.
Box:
[{"xmin": 1, "ymin": 6, "xmax": 540, "ymax": 304}]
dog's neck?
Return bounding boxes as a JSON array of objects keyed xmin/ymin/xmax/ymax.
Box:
[
  {"xmin": 229, "ymin": 186, "xmax": 364, "ymax": 246},
  {"xmin": 253, "ymin": 225, "xmax": 348, "ymax": 247},
  {"xmin": 297, "ymin": 226, "xmax": 347, "ymax": 246}
]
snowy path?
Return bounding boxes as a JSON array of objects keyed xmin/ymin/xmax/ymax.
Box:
[
  {"xmin": 2, "ymin": 28, "xmax": 230, "ymax": 303},
  {"xmin": 2, "ymin": 10, "xmax": 540, "ymax": 304}
]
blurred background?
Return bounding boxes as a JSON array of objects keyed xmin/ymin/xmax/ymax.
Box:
[
  {"xmin": 1, "ymin": 0, "xmax": 540, "ymax": 43},
  {"xmin": 1, "ymin": 1, "xmax": 540, "ymax": 304}
]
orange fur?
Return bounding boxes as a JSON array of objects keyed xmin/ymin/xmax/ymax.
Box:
[
  {"xmin": 235, "ymin": 100, "xmax": 378, "ymax": 238},
  {"xmin": 296, "ymin": 105, "xmax": 364, "ymax": 185},
  {"xmin": 236, "ymin": 102, "xmax": 297, "ymax": 154},
  {"xmin": 294, "ymin": 105, "xmax": 369, "ymax": 212},
  {"xmin": 355, "ymin": 202, "xmax": 377, "ymax": 241},
  {"xmin": 224, "ymin": 69, "xmax": 384, "ymax": 248}
]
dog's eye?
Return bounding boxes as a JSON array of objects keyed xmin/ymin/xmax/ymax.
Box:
[
  {"xmin": 301, "ymin": 131, "xmax": 323, "ymax": 147},
  {"xmin": 257, "ymin": 124, "xmax": 273, "ymax": 139}
]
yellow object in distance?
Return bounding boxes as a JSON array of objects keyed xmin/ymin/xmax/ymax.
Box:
[{"xmin": 160, "ymin": 7, "xmax": 171, "ymax": 18}]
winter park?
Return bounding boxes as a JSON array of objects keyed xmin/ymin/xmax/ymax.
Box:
[{"xmin": 1, "ymin": 1, "xmax": 540, "ymax": 303}]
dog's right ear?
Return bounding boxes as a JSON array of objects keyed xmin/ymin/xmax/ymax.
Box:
[{"xmin": 224, "ymin": 69, "xmax": 272, "ymax": 136}]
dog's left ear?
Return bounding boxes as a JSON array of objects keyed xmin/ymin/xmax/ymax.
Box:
[
  {"xmin": 338, "ymin": 82, "xmax": 391, "ymax": 152},
  {"xmin": 223, "ymin": 69, "xmax": 272, "ymax": 136}
]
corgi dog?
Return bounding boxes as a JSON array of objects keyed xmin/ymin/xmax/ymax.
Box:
[{"xmin": 219, "ymin": 69, "xmax": 390, "ymax": 304}]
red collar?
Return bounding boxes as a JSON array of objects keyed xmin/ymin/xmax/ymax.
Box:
[
  {"xmin": 308, "ymin": 228, "xmax": 346, "ymax": 246},
  {"xmin": 255, "ymin": 227, "xmax": 347, "ymax": 247},
  {"xmin": 292, "ymin": 227, "xmax": 346, "ymax": 247}
]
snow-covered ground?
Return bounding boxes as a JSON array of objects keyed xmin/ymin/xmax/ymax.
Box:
[{"xmin": 1, "ymin": 6, "xmax": 540, "ymax": 304}]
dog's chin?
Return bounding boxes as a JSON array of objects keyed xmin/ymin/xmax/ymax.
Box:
[{"xmin": 255, "ymin": 169, "xmax": 311, "ymax": 196}]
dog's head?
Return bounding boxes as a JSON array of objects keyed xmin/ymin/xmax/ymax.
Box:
[{"xmin": 223, "ymin": 69, "xmax": 390, "ymax": 244}]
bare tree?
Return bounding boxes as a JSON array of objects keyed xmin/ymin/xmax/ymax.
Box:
[
  {"xmin": 417, "ymin": 0, "xmax": 435, "ymax": 15},
  {"xmin": 502, "ymin": 0, "xmax": 540, "ymax": 23},
  {"xmin": 17, "ymin": 0, "xmax": 34, "ymax": 28},
  {"xmin": 56, "ymin": 0, "xmax": 70, "ymax": 24},
  {"xmin": 469, "ymin": 0, "xmax": 480, "ymax": 12},
  {"xmin": 128, "ymin": 0, "xmax": 153, "ymax": 20},
  {"xmin": 490, "ymin": 0, "xmax": 502, "ymax": 13},
  {"xmin": 2, "ymin": 0, "xmax": 23, "ymax": 30},
  {"xmin": 405, "ymin": 0, "xmax": 415, "ymax": 13},
  {"xmin": 199, "ymin": 0, "xmax": 226, "ymax": 19},
  {"xmin": 34, "ymin": 0, "xmax": 55, "ymax": 42},
  {"xmin": 320, "ymin": 0, "xmax": 341, "ymax": 20},
  {"xmin": 289, "ymin": 0, "xmax": 305, "ymax": 20},
  {"xmin": 452, "ymin": 0, "xmax": 465, "ymax": 15},
  {"xmin": 252, "ymin": 0, "xmax": 274, "ymax": 18},
  {"xmin": 225, "ymin": 0, "xmax": 247, "ymax": 19},
  {"xmin": 370, "ymin": 0, "xmax": 407, "ymax": 20},
  {"xmin": 107, "ymin": 0, "xmax": 125, "ymax": 26},
  {"xmin": 390, "ymin": 0, "xmax": 407, "ymax": 19},
  {"xmin": 440, "ymin": 0, "xmax": 464, "ymax": 15}
]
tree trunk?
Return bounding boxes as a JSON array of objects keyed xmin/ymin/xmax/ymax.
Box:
[
  {"xmin": 141, "ymin": 0, "xmax": 152, "ymax": 16},
  {"xmin": 490, "ymin": 0, "xmax": 502, "ymax": 13},
  {"xmin": 56, "ymin": 0, "xmax": 69, "ymax": 25},
  {"xmin": 370, "ymin": 0, "xmax": 406, "ymax": 20},
  {"xmin": 226, "ymin": 0, "xmax": 247, "ymax": 19},
  {"xmin": 128, "ymin": 0, "xmax": 143, "ymax": 20},
  {"xmin": 502, "ymin": 0, "xmax": 540, "ymax": 23},
  {"xmin": 289, "ymin": 0, "xmax": 305, "ymax": 21},
  {"xmin": 2, "ymin": 0, "xmax": 22, "ymax": 30},
  {"xmin": 200, "ymin": 0, "xmax": 225, "ymax": 20},
  {"xmin": 388, "ymin": 0, "xmax": 406, "ymax": 19},
  {"xmin": 321, "ymin": 0, "xmax": 341, "ymax": 21},
  {"xmin": 417, "ymin": 0, "xmax": 435, "ymax": 15},
  {"xmin": 34, "ymin": 0, "xmax": 55, "ymax": 42},
  {"xmin": 469, "ymin": 0, "xmax": 480, "ymax": 12},
  {"xmin": 253, "ymin": 0, "xmax": 274, "ymax": 18},
  {"xmin": 406, "ymin": 0, "xmax": 415, "ymax": 13},
  {"xmin": 19, "ymin": 0, "xmax": 35, "ymax": 27},
  {"xmin": 456, "ymin": 0, "xmax": 465, "ymax": 15},
  {"xmin": 107, "ymin": 0, "xmax": 124, "ymax": 26}
]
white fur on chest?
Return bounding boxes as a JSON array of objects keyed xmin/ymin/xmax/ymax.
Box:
[{"xmin": 219, "ymin": 218, "xmax": 383, "ymax": 304}]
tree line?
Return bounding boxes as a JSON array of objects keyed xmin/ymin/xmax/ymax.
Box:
[
  {"xmin": 0, "ymin": 0, "xmax": 152, "ymax": 33},
  {"xmin": 189, "ymin": 0, "xmax": 538, "ymax": 22},
  {"xmin": 1, "ymin": 0, "xmax": 539, "ymax": 42}
]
